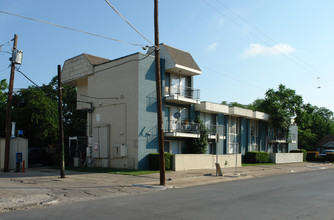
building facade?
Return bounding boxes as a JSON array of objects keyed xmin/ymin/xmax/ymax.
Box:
[{"xmin": 62, "ymin": 44, "xmax": 298, "ymax": 170}]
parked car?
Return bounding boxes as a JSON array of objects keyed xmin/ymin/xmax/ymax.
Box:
[{"xmin": 319, "ymin": 149, "xmax": 334, "ymax": 157}]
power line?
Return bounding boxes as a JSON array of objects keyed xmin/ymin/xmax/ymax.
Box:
[
  {"xmin": 215, "ymin": 0, "xmax": 334, "ymax": 86},
  {"xmin": 0, "ymin": 10, "xmax": 146, "ymax": 47},
  {"xmin": 14, "ymin": 68, "xmax": 59, "ymax": 100},
  {"xmin": 0, "ymin": 65, "xmax": 10, "ymax": 73},
  {"xmin": 79, "ymin": 94, "xmax": 119, "ymax": 100},
  {"xmin": 104, "ymin": 0, "xmax": 154, "ymax": 46},
  {"xmin": 15, "ymin": 68, "xmax": 40, "ymax": 88},
  {"xmin": 93, "ymin": 49, "xmax": 155, "ymax": 74},
  {"xmin": 202, "ymin": 1, "xmax": 334, "ymax": 87},
  {"xmin": 200, "ymin": 65, "xmax": 266, "ymax": 92},
  {"xmin": 0, "ymin": 38, "xmax": 13, "ymax": 47},
  {"xmin": 0, "ymin": 51, "xmax": 11, "ymax": 54}
]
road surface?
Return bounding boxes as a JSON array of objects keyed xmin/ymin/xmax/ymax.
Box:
[{"xmin": 1, "ymin": 168, "xmax": 334, "ymax": 220}]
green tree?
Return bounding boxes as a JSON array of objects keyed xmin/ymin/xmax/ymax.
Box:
[
  {"xmin": 222, "ymin": 101, "xmax": 251, "ymax": 109},
  {"xmin": 0, "ymin": 79, "xmax": 8, "ymax": 137},
  {"xmin": 190, "ymin": 116, "xmax": 209, "ymax": 154},
  {"xmin": 6, "ymin": 76, "xmax": 86, "ymax": 150},
  {"xmin": 295, "ymin": 104, "xmax": 334, "ymax": 149},
  {"xmin": 12, "ymin": 85, "xmax": 59, "ymax": 148},
  {"xmin": 252, "ymin": 84, "xmax": 303, "ymax": 131},
  {"xmin": 49, "ymin": 76, "xmax": 86, "ymax": 141}
]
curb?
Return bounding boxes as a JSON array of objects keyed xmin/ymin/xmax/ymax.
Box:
[{"xmin": 133, "ymin": 184, "xmax": 174, "ymax": 190}]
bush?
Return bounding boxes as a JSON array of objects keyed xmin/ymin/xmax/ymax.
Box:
[
  {"xmin": 244, "ymin": 151, "xmax": 269, "ymax": 163},
  {"xmin": 325, "ymin": 153, "xmax": 334, "ymax": 162},
  {"xmin": 148, "ymin": 153, "xmax": 173, "ymax": 170},
  {"xmin": 290, "ymin": 149, "xmax": 307, "ymax": 162},
  {"xmin": 306, "ymin": 151, "xmax": 324, "ymax": 162}
]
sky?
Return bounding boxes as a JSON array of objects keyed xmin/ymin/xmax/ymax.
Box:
[{"xmin": 1, "ymin": 0, "xmax": 334, "ymax": 111}]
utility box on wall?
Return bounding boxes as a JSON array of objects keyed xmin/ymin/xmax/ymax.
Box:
[
  {"xmin": 0, "ymin": 137, "xmax": 28, "ymax": 170},
  {"xmin": 113, "ymin": 144, "xmax": 128, "ymax": 158}
]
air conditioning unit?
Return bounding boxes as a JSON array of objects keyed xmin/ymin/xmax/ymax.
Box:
[{"xmin": 113, "ymin": 144, "xmax": 128, "ymax": 158}]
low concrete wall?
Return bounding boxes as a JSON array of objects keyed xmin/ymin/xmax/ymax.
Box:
[
  {"xmin": 173, "ymin": 154, "xmax": 242, "ymax": 171},
  {"xmin": 269, "ymin": 153, "xmax": 303, "ymax": 164}
]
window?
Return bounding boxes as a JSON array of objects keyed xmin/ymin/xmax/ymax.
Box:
[
  {"xmin": 164, "ymin": 142, "xmax": 170, "ymax": 153},
  {"xmin": 200, "ymin": 112, "xmax": 216, "ymax": 133},
  {"xmin": 170, "ymin": 74, "xmax": 189, "ymax": 97},
  {"xmin": 228, "ymin": 116, "xmax": 239, "ymax": 154},
  {"xmin": 249, "ymin": 120, "xmax": 258, "ymax": 151}
]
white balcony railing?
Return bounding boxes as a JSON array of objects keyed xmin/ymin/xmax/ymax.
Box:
[
  {"xmin": 164, "ymin": 85, "xmax": 200, "ymax": 101},
  {"xmin": 164, "ymin": 120, "xmax": 225, "ymax": 137},
  {"xmin": 165, "ymin": 120, "xmax": 199, "ymax": 134}
]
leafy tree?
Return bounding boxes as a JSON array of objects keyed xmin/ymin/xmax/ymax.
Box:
[
  {"xmin": 0, "ymin": 79, "xmax": 8, "ymax": 137},
  {"xmin": 222, "ymin": 101, "xmax": 251, "ymax": 109},
  {"xmin": 295, "ymin": 103, "xmax": 334, "ymax": 149},
  {"xmin": 1, "ymin": 76, "xmax": 87, "ymax": 150},
  {"xmin": 190, "ymin": 116, "xmax": 209, "ymax": 154},
  {"xmin": 221, "ymin": 84, "xmax": 334, "ymax": 150},
  {"xmin": 252, "ymin": 84, "xmax": 303, "ymax": 131},
  {"xmin": 0, "ymin": 79, "xmax": 8, "ymax": 103},
  {"xmin": 49, "ymin": 76, "xmax": 86, "ymax": 141},
  {"xmin": 298, "ymin": 129, "xmax": 317, "ymax": 151},
  {"xmin": 12, "ymin": 85, "xmax": 59, "ymax": 148}
]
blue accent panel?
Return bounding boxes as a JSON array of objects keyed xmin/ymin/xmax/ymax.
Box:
[
  {"xmin": 137, "ymin": 55, "xmax": 166, "ymax": 170},
  {"xmin": 239, "ymin": 118, "xmax": 248, "ymax": 155},
  {"xmin": 258, "ymin": 121, "xmax": 267, "ymax": 152},
  {"xmin": 223, "ymin": 115, "xmax": 229, "ymax": 154},
  {"xmin": 171, "ymin": 141, "xmax": 179, "ymax": 154},
  {"xmin": 189, "ymin": 105, "xmax": 196, "ymax": 122},
  {"xmin": 216, "ymin": 114, "xmax": 225, "ymax": 155}
]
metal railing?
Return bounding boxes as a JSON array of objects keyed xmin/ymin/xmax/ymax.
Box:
[
  {"xmin": 206, "ymin": 124, "xmax": 225, "ymax": 136},
  {"xmin": 268, "ymin": 132, "xmax": 287, "ymax": 141},
  {"xmin": 164, "ymin": 121, "xmax": 225, "ymax": 136},
  {"xmin": 164, "ymin": 84, "xmax": 200, "ymax": 101},
  {"xmin": 164, "ymin": 120, "xmax": 199, "ymax": 133}
]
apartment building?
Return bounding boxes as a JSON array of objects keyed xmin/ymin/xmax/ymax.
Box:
[{"xmin": 61, "ymin": 44, "xmax": 297, "ymax": 170}]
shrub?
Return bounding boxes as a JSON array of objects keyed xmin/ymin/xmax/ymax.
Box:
[
  {"xmin": 306, "ymin": 151, "xmax": 324, "ymax": 162},
  {"xmin": 290, "ymin": 149, "xmax": 307, "ymax": 162},
  {"xmin": 148, "ymin": 153, "xmax": 173, "ymax": 170},
  {"xmin": 244, "ymin": 151, "xmax": 269, "ymax": 163},
  {"xmin": 325, "ymin": 153, "xmax": 334, "ymax": 162}
]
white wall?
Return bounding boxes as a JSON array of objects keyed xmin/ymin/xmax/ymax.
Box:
[
  {"xmin": 86, "ymin": 54, "xmax": 140, "ymax": 169},
  {"xmin": 173, "ymin": 154, "xmax": 242, "ymax": 171},
  {"xmin": 269, "ymin": 153, "xmax": 303, "ymax": 164}
]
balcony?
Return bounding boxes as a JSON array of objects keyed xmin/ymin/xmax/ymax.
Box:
[
  {"xmin": 164, "ymin": 85, "xmax": 200, "ymax": 104},
  {"xmin": 206, "ymin": 124, "xmax": 226, "ymax": 140},
  {"xmin": 268, "ymin": 132, "xmax": 288, "ymax": 143},
  {"xmin": 164, "ymin": 120, "xmax": 200, "ymax": 138},
  {"xmin": 164, "ymin": 120, "xmax": 225, "ymax": 140}
]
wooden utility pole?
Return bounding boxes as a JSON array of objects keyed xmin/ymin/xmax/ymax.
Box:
[
  {"xmin": 3, "ymin": 34, "xmax": 17, "ymax": 172},
  {"xmin": 154, "ymin": 0, "xmax": 165, "ymax": 186},
  {"xmin": 58, "ymin": 65, "xmax": 65, "ymax": 178}
]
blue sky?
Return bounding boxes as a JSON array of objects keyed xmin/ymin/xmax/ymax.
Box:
[{"xmin": 1, "ymin": 0, "xmax": 334, "ymax": 111}]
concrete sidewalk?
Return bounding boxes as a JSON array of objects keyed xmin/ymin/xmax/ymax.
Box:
[{"xmin": 1, "ymin": 162, "xmax": 333, "ymax": 213}]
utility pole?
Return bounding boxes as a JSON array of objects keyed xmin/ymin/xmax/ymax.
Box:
[
  {"xmin": 3, "ymin": 34, "xmax": 17, "ymax": 172},
  {"xmin": 58, "ymin": 65, "xmax": 65, "ymax": 178},
  {"xmin": 154, "ymin": 0, "xmax": 165, "ymax": 186}
]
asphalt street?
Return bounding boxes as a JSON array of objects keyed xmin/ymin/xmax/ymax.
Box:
[{"xmin": 1, "ymin": 168, "xmax": 334, "ymax": 220}]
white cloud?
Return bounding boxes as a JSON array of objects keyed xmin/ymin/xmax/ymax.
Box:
[
  {"xmin": 241, "ymin": 43, "xmax": 296, "ymax": 58},
  {"xmin": 206, "ymin": 42, "xmax": 218, "ymax": 52}
]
